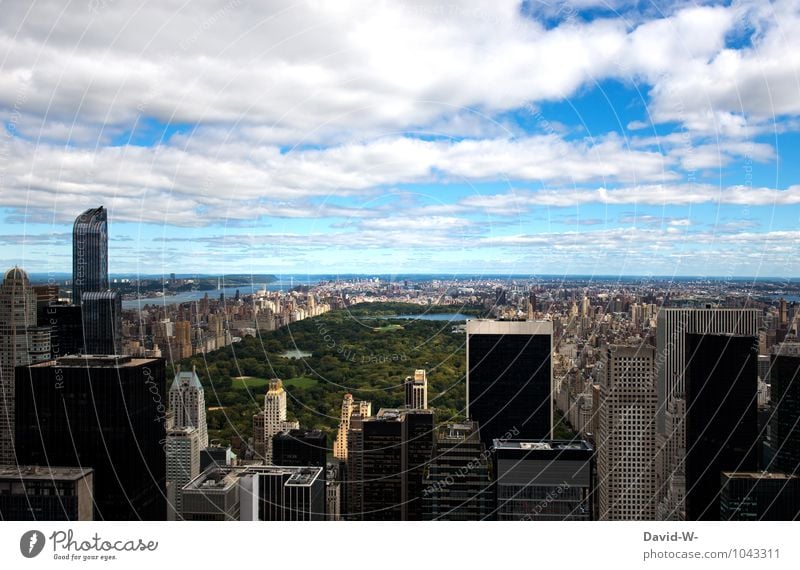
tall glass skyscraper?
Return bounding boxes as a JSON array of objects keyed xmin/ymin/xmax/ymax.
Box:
[{"xmin": 72, "ymin": 206, "xmax": 108, "ymax": 306}]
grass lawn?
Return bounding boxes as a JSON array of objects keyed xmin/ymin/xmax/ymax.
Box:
[
  {"xmin": 233, "ymin": 375, "xmax": 318, "ymax": 390},
  {"xmin": 232, "ymin": 376, "xmax": 270, "ymax": 391},
  {"xmin": 372, "ymin": 324, "xmax": 404, "ymax": 332},
  {"xmin": 282, "ymin": 376, "xmax": 318, "ymax": 389}
]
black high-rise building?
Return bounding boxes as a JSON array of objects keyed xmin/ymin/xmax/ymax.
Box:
[
  {"xmin": 81, "ymin": 291, "xmax": 122, "ymax": 355},
  {"xmin": 273, "ymin": 429, "xmax": 327, "ymax": 474},
  {"xmin": 685, "ymin": 333, "xmax": 759, "ymax": 521},
  {"xmin": 361, "ymin": 408, "xmax": 434, "ymax": 521},
  {"xmin": 362, "ymin": 410, "xmax": 402, "ymax": 521},
  {"xmin": 422, "ymin": 421, "xmax": 493, "ymax": 520},
  {"xmin": 39, "ymin": 303, "xmax": 84, "ymax": 357},
  {"xmin": 15, "ymin": 355, "xmax": 167, "ymax": 520},
  {"xmin": 72, "ymin": 206, "xmax": 108, "ymax": 306},
  {"xmin": 467, "ymin": 320, "xmax": 553, "ymax": 449},
  {"xmin": 767, "ymin": 341, "xmax": 800, "ymax": 475},
  {"xmin": 720, "ymin": 472, "xmax": 800, "ymax": 520}
]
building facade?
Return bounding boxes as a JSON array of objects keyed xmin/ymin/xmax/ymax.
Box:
[{"xmin": 169, "ymin": 365, "xmax": 209, "ymax": 449}]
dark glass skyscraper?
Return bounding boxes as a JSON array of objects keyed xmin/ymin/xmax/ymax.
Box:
[
  {"xmin": 15, "ymin": 355, "xmax": 167, "ymax": 520},
  {"xmin": 273, "ymin": 429, "xmax": 328, "ymax": 473},
  {"xmin": 467, "ymin": 320, "xmax": 553, "ymax": 449},
  {"xmin": 685, "ymin": 333, "xmax": 759, "ymax": 521},
  {"xmin": 720, "ymin": 472, "xmax": 800, "ymax": 520},
  {"xmin": 422, "ymin": 421, "xmax": 493, "ymax": 520},
  {"xmin": 80, "ymin": 291, "xmax": 122, "ymax": 355},
  {"xmin": 767, "ymin": 341, "xmax": 800, "ymax": 475},
  {"xmin": 72, "ymin": 206, "xmax": 108, "ymax": 306}
]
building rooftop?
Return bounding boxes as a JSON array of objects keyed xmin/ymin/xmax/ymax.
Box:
[
  {"xmin": 29, "ymin": 355, "xmax": 160, "ymax": 368},
  {"xmin": 0, "ymin": 465, "xmax": 93, "ymax": 481},
  {"xmin": 721, "ymin": 471, "xmax": 800, "ymax": 481},
  {"xmin": 493, "ymin": 439, "xmax": 593, "ymax": 452},
  {"xmin": 183, "ymin": 467, "xmax": 240, "ymax": 492}
]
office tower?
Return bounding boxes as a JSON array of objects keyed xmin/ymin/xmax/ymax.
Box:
[
  {"xmin": 200, "ymin": 445, "xmax": 236, "ymax": 472},
  {"xmin": 72, "ymin": 206, "xmax": 108, "ymax": 305},
  {"xmin": 166, "ymin": 427, "xmax": 200, "ymax": 521},
  {"xmin": 401, "ymin": 408, "xmax": 434, "ymax": 520},
  {"xmin": 720, "ymin": 472, "xmax": 800, "ymax": 520},
  {"xmin": 361, "ymin": 408, "xmax": 434, "ymax": 521},
  {"xmin": 81, "ymin": 291, "xmax": 122, "ymax": 355},
  {"xmin": 239, "ymin": 465, "xmax": 325, "ymax": 521},
  {"xmin": 344, "ymin": 406, "xmax": 368, "ymax": 519},
  {"xmin": 169, "ymin": 365, "xmax": 209, "ymax": 449},
  {"xmin": 334, "ymin": 393, "xmax": 354, "ymax": 460},
  {"xmin": 16, "ymin": 355, "xmax": 167, "ymax": 520},
  {"xmin": 327, "ymin": 465, "xmax": 341, "ymax": 521},
  {"xmin": 173, "ymin": 320, "xmax": 192, "ymax": 359},
  {"xmin": 0, "ymin": 267, "xmax": 50, "ymax": 465},
  {"xmin": 362, "ymin": 410, "xmax": 403, "ymax": 520},
  {"xmin": 181, "ymin": 467, "xmax": 241, "ymax": 521},
  {"xmin": 684, "ymin": 333, "xmax": 759, "ymax": 521},
  {"xmin": 0, "ymin": 465, "xmax": 94, "ymax": 521},
  {"xmin": 404, "ymin": 369, "xmax": 428, "ymax": 410},
  {"xmin": 422, "ymin": 421, "xmax": 492, "ymax": 520},
  {"xmin": 252, "ymin": 379, "xmax": 298, "ymax": 463},
  {"xmin": 40, "ymin": 303, "xmax": 83, "ymax": 357},
  {"xmin": 597, "ymin": 344, "xmax": 658, "ymax": 520},
  {"xmin": 656, "ymin": 308, "xmax": 761, "ymax": 520},
  {"xmin": 766, "ymin": 340, "xmax": 800, "ymax": 475},
  {"xmin": 273, "ymin": 429, "xmax": 327, "ymax": 472},
  {"xmin": 467, "ymin": 320, "xmax": 553, "ymax": 449},
  {"xmin": 494, "ymin": 439, "xmax": 595, "ymax": 520}
]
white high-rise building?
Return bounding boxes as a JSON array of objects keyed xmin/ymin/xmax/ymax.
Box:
[
  {"xmin": 166, "ymin": 426, "xmax": 200, "ymax": 521},
  {"xmin": 256, "ymin": 379, "xmax": 298, "ymax": 464},
  {"xmin": 0, "ymin": 267, "xmax": 50, "ymax": 464},
  {"xmin": 597, "ymin": 344, "xmax": 658, "ymax": 520},
  {"xmin": 655, "ymin": 308, "xmax": 762, "ymax": 520},
  {"xmin": 404, "ymin": 369, "xmax": 428, "ymax": 410},
  {"xmin": 169, "ymin": 365, "xmax": 209, "ymax": 449}
]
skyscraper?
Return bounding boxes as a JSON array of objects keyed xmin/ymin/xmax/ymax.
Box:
[
  {"xmin": 72, "ymin": 206, "xmax": 108, "ymax": 306},
  {"xmin": 166, "ymin": 427, "xmax": 200, "ymax": 521},
  {"xmin": 684, "ymin": 333, "xmax": 759, "ymax": 521},
  {"xmin": 80, "ymin": 290, "xmax": 122, "ymax": 355},
  {"xmin": 334, "ymin": 393, "xmax": 354, "ymax": 461},
  {"xmin": 494, "ymin": 439, "xmax": 595, "ymax": 520},
  {"xmin": 766, "ymin": 340, "xmax": 800, "ymax": 475},
  {"xmin": 597, "ymin": 344, "xmax": 658, "ymax": 520},
  {"xmin": 169, "ymin": 365, "xmax": 209, "ymax": 449},
  {"xmin": 273, "ymin": 429, "xmax": 327, "ymax": 472},
  {"xmin": 720, "ymin": 472, "xmax": 800, "ymax": 521},
  {"xmin": 404, "ymin": 369, "xmax": 428, "ymax": 409},
  {"xmin": 360, "ymin": 408, "xmax": 434, "ymax": 521},
  {"xmin": 252, "ymin": 379, "xmax": 298, "ymax": 464},
  {"xmin": 467, "ymin": 320, "xmax": 553, "ymax": 449},
  {"xmin": 656, "ymin": 308, "xmax": 761, "ymax": 520},
  {"xmin": 0, "ymin": 267, "xmax": 50, "ymax": 464},
  {"xmin": 16, "ymin": 355, "xmax": 167, "ymax": 520},
  {"xmin": 422, "ymin": 421, "xmax": 493, "ymax": 520}
]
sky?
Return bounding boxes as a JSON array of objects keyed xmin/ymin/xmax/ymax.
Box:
[{"xmin": 0, "ymin": 0, "xmax": 799, "ymax": 277}]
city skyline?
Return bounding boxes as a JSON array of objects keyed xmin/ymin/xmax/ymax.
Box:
[{"xmin": 1, "ymin": 2, "xmax": 799, "ymax": 276}]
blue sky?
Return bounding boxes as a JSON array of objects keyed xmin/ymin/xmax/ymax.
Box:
[{"xmin": 0, "ymin": 0, "xmax": 799, "ymax": 277}]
